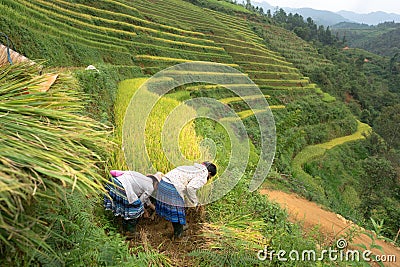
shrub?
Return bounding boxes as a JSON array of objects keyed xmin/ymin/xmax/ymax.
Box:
[{"xmin": 74, "ymin": 64, "xmax": 143, "ymax": 124}]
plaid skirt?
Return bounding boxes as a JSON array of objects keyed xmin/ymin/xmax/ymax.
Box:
[
  {"xmin": 104, "ymin": 177, "xmax": 144, "ymax": 220},
  {"xmin": 156, "ymin": 180, "xmax": 186, "ymax": 225}
]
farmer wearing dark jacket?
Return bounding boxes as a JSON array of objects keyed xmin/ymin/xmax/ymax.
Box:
[
  {"xmin": 104, "ymin": 170, "xmax": 163, "ymax": 237},
  {"xmin": 156, "ymin": 161, "xmax": 217, "ymax": 239}
]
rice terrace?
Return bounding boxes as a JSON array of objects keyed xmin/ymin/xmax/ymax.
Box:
[{"xmin": 0, "ymin": 0, "xmax": 399, "ymax": 266}]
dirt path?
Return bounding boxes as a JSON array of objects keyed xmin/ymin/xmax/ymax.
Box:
[{"xmin": 260, "ymin": 189, "xmax": 400, "ymax": 266}]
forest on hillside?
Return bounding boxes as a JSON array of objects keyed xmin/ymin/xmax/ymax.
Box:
[
  {"xmin": 242, "ymin": 0, "xmax": 400, "ymax": 241},
  {"xmin": 333, "ymin": 21, "xmax": 400, "ymax": 57},
  {"xmin": 0, "ymin": 0, "xmax": 399, "ymax": 266}
]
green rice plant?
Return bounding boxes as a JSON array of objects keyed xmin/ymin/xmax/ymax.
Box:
[
  {"xmin": 133, "ymin": 4, "xmax": 212, "ymax": 29},
  {"xmin": 95, "ymin": 0, "xmax": 141, "ymax": 14},
  {"xmin": 142, "ymin": 36, "xmax": 224, "ymax": 52},
  {"xmin": 236, "ymin": 107, "xmax": 285, "ymax": 119},
  {"xmin": 213, "ymin": 35, "xmax": 285, "ymax": 57},
  {"xmin": 161, "ymin": 71, "xmax": 246, "ymax": 76},
  {"xmin": 1, "ymin": 2, "xmax": 127, "ymax": 53},
  {"xmin": 219, "ymin": 95, "xmax": 270, "ymax": 104},
  {"xmin": 253, "ymin": 23, "xmax": 335, "ymax": 73},
  {"xmin": 134, "ymin": 55, "xmax": 239, "ymax": 68},
  {"xmin": 1, "ymin": 3, "xmax": 134, "ymax": 66},
  {"xmin": 221, "ymin": 42, "xmax": 279, "ymax": 56},
  {"xmin": 246, "ymin": 70, "xmax": 302, "ymax": 80},
  {"xmin": 320, "ymin": 93, "xmax": 336, "ymax": 102},
  {"xmin": 134, "ymin": 55, "xmax": 194, "ymax": 63},
  {"xmin": 207, "ymin": 12, "xmax": 255, "ymax": 32},
  {"xmin": 0, "ymin": 62, "xmax": 111, "ymax": 258},
  {"xmin": 236, "ymin": 61, "xmax": 300, "ymax": 72},
  {"xmin": 21, "ymin": 0, "xmax": 210, "ymax": 50},
  {"xmin": 47, "ymin": 0, "xmax": 208, "ymax": 39},
  {"xmin": 16, "ymin": 0, "xmax": 138, "ymax": 37},
  {"xmin": 3, "ymin": 0, "xmax": 136, "ymax": 49},
  {"xmin": 120, "ymin": 0, "xmax": 214, "ymax": 34},
  {"xmin": 131, "ymin": 9, "xmax": 195, "ymax": 31},
  {"xmin": 144, "ymin": 0, "xmax": 216, "ymax": 20},
  {"xmin": 132, "ymin": 44, "xmax": 233, "ymax": 62},
  {"xmin": 195, "ymin": 0, "xmax": 252, "ymax": 14},
  {"xmin": 229, "ymin": 51, "xmax": 294, "ymax": 66},
  {"xmin": 317, "ymin": 121, "xmax": 371, "ymax": 149},
  {"xmin": 258, "ymin": 85, "xmax": 317, "ymax": 91},
  {"xmin": 253, "ymin": 78, "xmax": 310, "ymax": 87}
]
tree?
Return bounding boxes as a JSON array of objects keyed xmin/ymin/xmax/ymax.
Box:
[
  {"xmin": 266, "ymin": 9, "xmax": 271, "ymax": 18},
  {"xmin": 245, "ymin": 0, "xmax": 251, "ymax": 9},
  {"xmin": 360, "ymin": 157, "xmax": 397, "ymax": 219},
  {"xmin": 374, "ymin": 104, "xmax": 400, "ymax": 149}
]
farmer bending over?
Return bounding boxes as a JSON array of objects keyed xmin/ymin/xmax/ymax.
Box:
[
  {"xmin": 104, "ymin": 170, "xmax": 163, "ymax": 237},
  {"xmin": 156, "ymin": 162, "xmax": 217, "ymax": 239}
]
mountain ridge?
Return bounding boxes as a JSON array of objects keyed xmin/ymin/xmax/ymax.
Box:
[{"xmin": 253, "ymin": 1, "xmax": 400, "ymax": 26}]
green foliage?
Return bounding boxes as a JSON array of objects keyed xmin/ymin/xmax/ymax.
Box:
[
  {"xmin": 271, "ymin": 8, "xmax": 339, "ymax": 45},
  {"xmin": 305, "ymin": 137, "xmax": 400, "ymax": 242},
  {"xmin": 286, "ymin": 95, "xmax": 358, "ymax": 145},
  {"xmin": 73, "ymin": 64, "xmax": 143, "ymax": 124},
  {"xmin": 374, "ymin": 104, "xmax": 400, "ymax": 149},
  {"xmin": 291, "ymin": 121, "xmax": 370, "ymax": 203},
  {"xmin": 334, "ymin": 22, "xmax": 400, "ymax": 57},
  {"xmin": 186, "ymin": 0, "xmax": 252, "ymax": 15},
  {"xmin": 1, "ymin": 190, "xmax": 171, "ymax": 267},
  {"xmin": 360, "ymin": 156, "xmax": 397, "ymax": 219},
  {"xmin": 311, "ymin": 45, "xmax": 400, "ymax": 129}
]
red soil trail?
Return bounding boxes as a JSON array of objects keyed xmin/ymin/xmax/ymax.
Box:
[{"xmin": 260, "ymin": 189, "xmax": 400, "ymax": 267}]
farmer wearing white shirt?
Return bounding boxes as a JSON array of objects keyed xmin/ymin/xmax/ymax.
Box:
[
  {"xmin": 156, "ymin": 162, "xmax": 217, "ymax": 239},
  {"xmin": 104, "ymin": 170, "xmax": 163, "ymax": 237}
]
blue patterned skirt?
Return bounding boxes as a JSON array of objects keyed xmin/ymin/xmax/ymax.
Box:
[
  {"xmin": 156, "ymin": 180, "xmax": 186, "ymax": 225},
  {"xmin": 104, "ymin": 177, "xmax": 144, "ymax": 220}
]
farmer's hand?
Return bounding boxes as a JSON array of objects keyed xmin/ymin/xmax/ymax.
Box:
[
  {"xmin": 143, "ymin": 209, "xmax": 150, "ymax": 218},
  {"xmin": 148, "ymin": 203, "xmax": 156, "ymax": 211},
  {"xmin": 196, "ymin": 204, "xmax": 202, "ymax": 212}
]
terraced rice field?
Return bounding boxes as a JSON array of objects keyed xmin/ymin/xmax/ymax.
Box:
[{"xmin": 2, "ymin": 0, "xmax": 349, "ymax": 172}]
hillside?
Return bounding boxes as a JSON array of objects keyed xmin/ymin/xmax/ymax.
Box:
[
  {"xmin": 0, "ymin": 0, "xmax": 399, "ymax": 266},
  {"xmin": 333, "ymin": 22, "xmax": 400, "ymax": 57}
]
